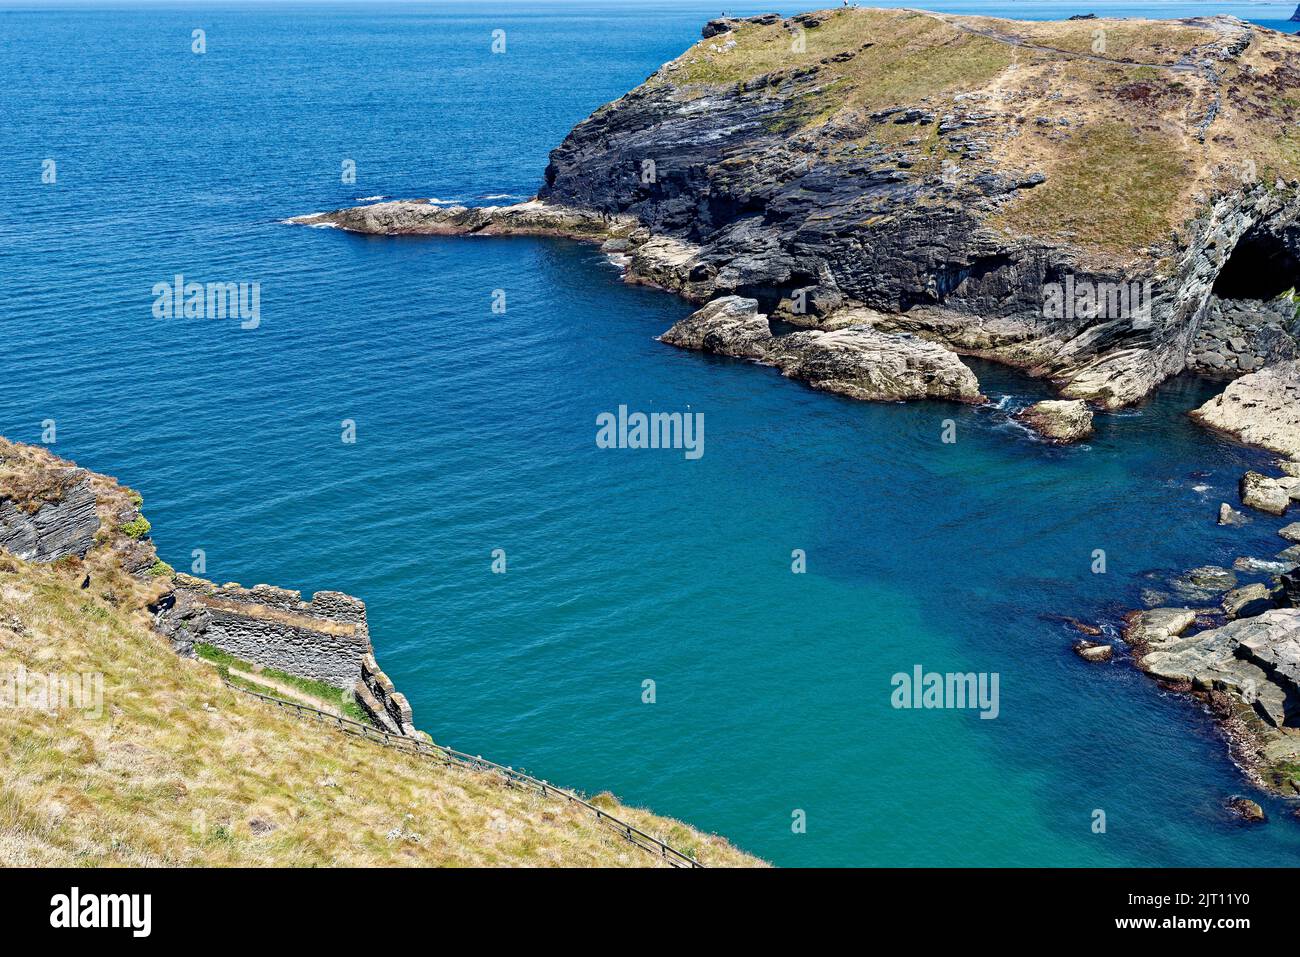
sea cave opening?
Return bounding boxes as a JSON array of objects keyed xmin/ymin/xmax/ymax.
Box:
[{"xmin": 1212, "ymin": 224, "xmax": 1300, "ymax": 301}]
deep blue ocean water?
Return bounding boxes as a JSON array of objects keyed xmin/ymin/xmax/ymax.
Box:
[{"xmin": 4, "ymin": 1, "xmax": 1300, "ymax": 866}]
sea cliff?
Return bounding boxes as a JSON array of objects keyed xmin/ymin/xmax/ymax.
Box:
[{"xmin": 295, "ymin": 8, "xmax": 1300, "ymax": 414}]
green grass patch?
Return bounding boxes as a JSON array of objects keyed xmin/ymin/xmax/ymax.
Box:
[
  {"xmin": 997, "ymin": 120, "xmax": 1190, "ymax": 256},
  {"xmin": 195, "ymin": 642, "xmax": 367, "ymax": 723},
  {"xmin": 667, "ymin": 9, "xmax": 1014, "ymax": 128},
  {"xmin": 118, "ymin": 517, "xmax": 151, "ymax": 540}
]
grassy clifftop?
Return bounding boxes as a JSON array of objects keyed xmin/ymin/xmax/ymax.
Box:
[
  {"xmin": 0, "ymin": 442, "xmax": 761, "ymax": 867},
  {"xmin": 657, "ymin": 7, "xmax": 1300, "ymax": 260}
]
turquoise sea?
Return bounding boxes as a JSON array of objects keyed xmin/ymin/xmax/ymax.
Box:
[{"xmin": 3, "ymin": 1, "xmax": 1300, "ymax": 866}]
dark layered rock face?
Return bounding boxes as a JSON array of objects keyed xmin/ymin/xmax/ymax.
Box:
[
  {"xmin": 1189, "ymin": 295, "xmax": 1300, "ymax": 376},
  {"xmin": 534, "ymin": 10, "xmax": 1300, "ymax": 407},
  {"xmin": 295, "ymin": 9, "xmax": 1300, "ymax": 412},
  {"xmin": 540, "ymin": 65, "xmax": 1052, "ymax": 319},
  {"xmin": 0, "ymin": 477, "xmax": 98, "ymax": 563}
]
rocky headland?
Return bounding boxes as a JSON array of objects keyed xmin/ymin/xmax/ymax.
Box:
[
  {"xmin": 294, "ymin": 7, "xmax": 1300, "ymax": 417},
  {"xmin": 291, "ymin": 9, "xmax": 1300, "ymax": 800}
]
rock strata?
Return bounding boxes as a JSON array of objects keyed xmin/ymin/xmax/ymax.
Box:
[
  {"xmin": 296, "ymin": 10, "xmax": 1300, "ymax": 412},
  {"xmin": 1140, "ymin": 609, "xmax": 1300, "ymax": 733},
  {"xmin": 1223, "ymin": 583, "xmax": 1275, "ymax": 620},
  {"xmin": 0, "ymin": 476, "xmax": 98, "ymax": 563},
  {"xmin": 1124, "ymin": 607, "xmax": 1197, "ymax": 648}
]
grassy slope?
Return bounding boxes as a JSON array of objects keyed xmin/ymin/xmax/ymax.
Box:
[
  {"xmin": 0, "ymin": 442, "xmax": 762, "ymax": 867},
  {"xmin": 657, "ymin": 8, "xmax": 1300, "ymax": 263}
]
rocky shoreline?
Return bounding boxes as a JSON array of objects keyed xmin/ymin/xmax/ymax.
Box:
[
  {"xmin": 1102, "ymin": 365, "xmax": 1300, "ymax": 804},
  {"xmin": 291, "ymin": 9, "xmax": 1300, "ymax": 803}
]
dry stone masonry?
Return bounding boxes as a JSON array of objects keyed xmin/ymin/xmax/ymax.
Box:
[
  {"xmin": 156, "ymin": 578, "xmax": 374, "ymax": 690},
  {"xmin": 0, "ymin": 438, "xmax": 423, "ymax": 740}
]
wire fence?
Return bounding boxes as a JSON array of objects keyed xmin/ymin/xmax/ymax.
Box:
[{"xmin": 221, "ymin": 678, "xmax": 705, "ymax": 868}]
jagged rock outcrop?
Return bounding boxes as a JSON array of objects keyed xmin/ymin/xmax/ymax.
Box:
[
  {"xmin": 1193, "ymin": 360, "xmax": 1300, "ymax": 459},
  {"xmin": 1141, "ymin": 609, "xmax": 1300, "ymax": 729},
  {"xmin": 0, "ymin": 441, "xmax": 103, "ymax": 562},
  {"xmin": 659, "ymin": 295, "xmax": 985, "ymax": 403},
  {"xmin": 0, "ymin": 477, "xmax": 98, "ymax": 563},
  {"xmin": 1124, "ymin": 607, "xmax": 1197, "ymax": 648},
  {"xmin": 1223, "ymin": 583, "xmax": 1276, "ymax": 620},
  {"xmin": 1015, "ymin": 400, "xmax": 1094, "ymax": 443}
]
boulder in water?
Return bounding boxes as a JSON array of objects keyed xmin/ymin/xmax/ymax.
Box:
[{"xmin": 1015, "ymin": 399, "xmax": 1095, "ymax": 443}]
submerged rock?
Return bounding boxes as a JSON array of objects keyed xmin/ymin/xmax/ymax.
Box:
[
  {"xmin": 1219, "ymin": 503, "xmax": 1250, "ymax": 526},
  {"xmin": 1015, "ymin": 399, "xmax": 1094, "ymax": 443},
  {"xmin": 1227, "ymin": 797, "xmax": 1267, "ymax": 823},
  {"xmin": 1240, "ymin": 471, "xmax": 1290, "ymax": 515},
  {"xmin": 1170, "ymin": 565, "xmax": 1238, "ymax": 600},
  {"xmin": 1235, "ymin": 557, "xmax": 1291, "ymax": 576}
]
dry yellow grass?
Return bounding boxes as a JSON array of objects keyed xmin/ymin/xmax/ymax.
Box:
[
  {"xmin": 0, "ymin": 442, "xmax": 763, "ymax": 868},
  {"xmin": 653, "ymin": 8, "xmax": 1300, "ymax": 263}
]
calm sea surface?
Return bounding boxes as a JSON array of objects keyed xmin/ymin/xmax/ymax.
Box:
[{"xmin": 3, "ymin": 1, "xmax": 1300, "ymax": 865}]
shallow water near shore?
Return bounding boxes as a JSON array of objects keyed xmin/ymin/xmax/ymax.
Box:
[{"xmin": 4, "ymin": 2, "xmax": 1300, "ymax": 866}]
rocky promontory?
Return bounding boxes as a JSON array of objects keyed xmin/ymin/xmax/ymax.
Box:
[
  {"xmin": 298, "ymin": 8, "xmax": 1300, "ymax": 414},
  {"xmin": 1193, "ymin": 360, "xmax": 1300, "ymax": 460}
]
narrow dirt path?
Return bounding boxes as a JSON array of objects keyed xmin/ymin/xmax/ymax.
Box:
[
  {"xmin": 935, "ymin": 14, "xmax": 1220, "ymax": 74},
  {"xmin": 226, "ymin": 666, "xmax": 346, "ymax": 717}
]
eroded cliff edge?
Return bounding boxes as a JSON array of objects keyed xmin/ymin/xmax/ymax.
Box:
[
  {"xmin": 0, "ymin": 438, "xmax": 420, "ymax": 739},
  {"xmin": 294, "ymin": 7, "xmax": 1300, "ymax": 412}
]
